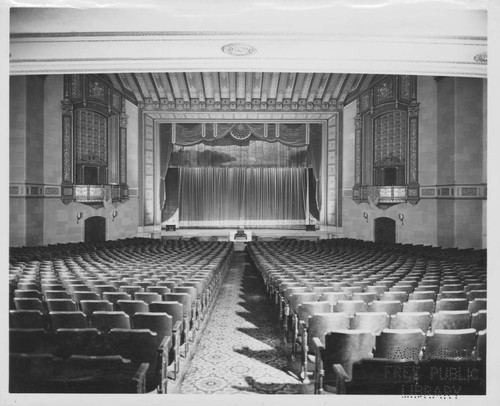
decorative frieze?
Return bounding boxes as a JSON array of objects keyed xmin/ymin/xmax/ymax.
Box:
[{"xmin": 419, "ymin": 184, "xmax": 486, "ymax": 199}]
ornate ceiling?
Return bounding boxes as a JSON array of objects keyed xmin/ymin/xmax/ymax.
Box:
[
  {"xmin": 103, "ymin": 72, "xmax": 376, "ymax": 111},
  {"xmin": 9, "ymin": 3, "xmax": 488, "ymax": 78}
]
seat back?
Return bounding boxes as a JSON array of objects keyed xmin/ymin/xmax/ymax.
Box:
[
  {"xmin": 14, "ymin": 298, "xmax": 45, "ymax": 312},
  {"xmin": 289, "ymin": 292, "xmax": 319, "ymax": 314},
  {"xmin": 134, "ymin": 292, "xmax": 162, "ymax": 305},
  {"xmin": 50, "ymin": 311, "xmax": 88, "ymax": 331},
  {"xmin": 146, "ymin": 286, "xmax": 171, "ymax": 297},
  {"xmin": 409, "ymin": 291, "xmax": 437, "ymax": 301},
  {"xmin": 308, "ymin": 312, "xmax": 350, "ymax": 346},
  {"xmin": 46, "ymin": 299, "xmax": 79, "ymax": 312},
  {"xmin": 132, "ymin": 312, "xmax": 173, "ymax": 347},
  {"xmin": 380, "ymin": 291, "xmax": 409, "ymax": 303},
  {"xmin": 116, "ymin": 300, "xmax": 149, "ymax": 321},
  {"xmin": 333, "ymin": 300, "xmax": 367, "ymax": 317},
  {"xmin": 423, "ymin": 328, "xmax": 477, "ymax": 360},
  {"xmin": 90, "ymin": 311, "xmax": 130, "ymax": 332},
  {"xmin": 431, "ymin": 310, "xmax": 471, "ymax": 330},
  {"xmin": 119, "ymin": 285, "xmax": 145, "ymax": 296},
  {"xmin": 435, "ymin": 299, "xmax": 468, "ymax": 312},
  {"xmin": 368, "ymin": 300, "xmax": 402, "ymax": 316},
  {"xmin": 53, "ymin": 328, "xmax": 106, "ymax": 358},
  {"xmin": 44, "ymin": 290, "xmax": 72, "ymax": 300},
  {"xmin": 471, "ymin": 310, "xmax": 486, "ymax": 331},
  {"xmin": 298, "ymin": 301, "xmax": 332, "ymax": 326},
  {"xmin": 468, "ymin": 299, "xmax": 487, "ymax": 313},
  {"xmin": 318, "ymin": 292, "xmax": 348, "ymax": 305},
  {"xmin": 102, "ymin": 292, "xmax": 132, "ymax": 310},
  {"xmin": 72, "ymin": 291, "xmax": 100, "ymax": 303},
  {"xmin": 164, "ymin": 293, "xmax": 192, "ymax": 317},
  {"xmin": 10, "ymin": 310, "xmax": 45, "ymax": 329},
  {"xmin": 80, "ymin": 300, "xmax": 114, "ymax": 316},
  {"xmin": 14, "ymin": 290, "xmax": 41, "ymax": 299},
  {"xmin": 350, "ymin": 312, "xmax": 390, "ymax": 335},
  {"xmin": 374, "ymin": 328, "xmax": 426, "ymax": 361},
  {"xmin": 9, "ymin": 328, "xmax": 49, "ymax": 354},
  {"xmin": 466, "ymin": 290, "xmax": 487, "ymax": 300},
  {"xmin": 390, "ymin": 311, "xmax": 432, "ymax": 332},
  {"xmin": 351, "ymin": 292, "xmax": 378, "ymax": 304},
  {"xmin": 323, "ymin": 329, "xmax": 375, "ymax": 378},
  {"xmin": 107, "ymin": 328, "xmax": 159, "ymax": 380},
  {"xmin": 402, "ymin": 299, "xmax": 435, "ymax": 313},
  {"xmin": 149, "ymin": 301, "xmax": 184, "ymax": 325}
]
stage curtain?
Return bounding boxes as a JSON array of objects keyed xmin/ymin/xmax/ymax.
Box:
[
  {"xmin": 308, "ymin": 123, "xmax": 322, "ymax": 213},
  {"xmin": 178, "ymin": 167, "xmax": 307, "ymax": 228},
  {"xmin": 170, "ymin": 138, "xmax": 308, "ymax": 168},
  {"xmin": 159, "ymin": 124, "xmax": 174, "ymax": 222}
]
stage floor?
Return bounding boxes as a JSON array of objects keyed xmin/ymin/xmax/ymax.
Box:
[{"xmin": 158, "ymin": 228, "xmax": 330, "ymax": 241}]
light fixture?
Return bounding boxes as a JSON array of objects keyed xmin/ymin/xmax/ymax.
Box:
[
  {"xmin": 363, "ymin": 212, "xmax": 369, "ymax": 223},
  {"xmin": 76, "ymin": 212, "xmax": 83, "ymax": 224},
  {"xmin": 399, "ymin": 213, "xmax": 405, "ymax": 226},
  {"xmin": 112, "ymin": 211, "xmax": 118, "ymax": 221}
]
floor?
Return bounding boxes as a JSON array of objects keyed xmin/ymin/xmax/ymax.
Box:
[{"xmin": 179, "ymin": 251, "xmax": 303, "ymax": 394}]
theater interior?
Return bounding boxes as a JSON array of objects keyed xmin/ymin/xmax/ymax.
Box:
[{"xmin": 4, "ymin": 1, "xmax": 497, "ymax": 404}]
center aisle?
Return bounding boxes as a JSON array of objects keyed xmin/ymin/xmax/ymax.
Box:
[{"xmin": 180, "ymin": 250, "xmax": 303, "ymax": 394}]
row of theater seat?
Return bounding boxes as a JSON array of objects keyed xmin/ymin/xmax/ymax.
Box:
[
  {"xmin": 247, "ymin": 238, "xmax": 487, "ymax": 394},
  {"xmin": 9, "ymin": 238, "xmax": 234, "ymax": 393}
]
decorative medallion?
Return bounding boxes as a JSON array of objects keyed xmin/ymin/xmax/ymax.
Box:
[
  {"xmin": 474, "ymin": 52, "xmax": 487, "ymax": 64},
  {"xmin": 88, "ymin": 80, "xmax": 106, "ymax": 101},
  {"xmin": 375, "ymin": 80, "xmax": 394, "ymax": 104},
  {"xmin": 230, "ymin": 123, "xmax": 252, "ymax": 140},
  {"xmin": 222, "ymin": 43, "xmax": 257, "ymax": 57}
]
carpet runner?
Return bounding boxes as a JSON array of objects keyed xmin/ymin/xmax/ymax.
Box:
[{"xmin": 179, "ymin": 251, "xmax": 302, "ymax": 394}]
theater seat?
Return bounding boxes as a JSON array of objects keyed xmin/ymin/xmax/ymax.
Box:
[
  {"xmin": 350, "ymin": 312, "xmax": 390, "ymax": 335},
  {"xmin": 423, "ymin": 328, "xmax": 477, "ymax": 360},
  {"xmin": 373, "ymin": 328, "xmax": 426, "ymax": 361},
  {"xmin": 312, "ymin": 329, "xmax": 375, "ymax": 394},
  {"xmin": 390, "ymin": 312, "xmax": 432, "ymax": 332},
  {"xmin": 89, "ymin": 311, "xmax": 130, "ymax": 332},
  {"xmin": 50, "ymin": 311, "xmax": 88, "ymax": 331},
  {"xmin": 10, "ymin": 310, "xmax": 45, "ymax": 330},
  {"xmin": 431, "ymin": 310, "xmax": 471, "ymax": 330}
]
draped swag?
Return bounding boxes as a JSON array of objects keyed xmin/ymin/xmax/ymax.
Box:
[{"xmin": 160, "ymin": 122, "xmax": 323, "ymax": 227}]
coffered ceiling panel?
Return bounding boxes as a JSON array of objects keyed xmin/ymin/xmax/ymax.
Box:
[{"xmin": 104, "ymin": 72, "xmax": 374, "ymax": 111}]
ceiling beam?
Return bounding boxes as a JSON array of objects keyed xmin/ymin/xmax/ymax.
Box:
[
  {"xmin": 202, "ymin": 72, "xmax": 214, "ymax": 99},
  {"xmin": 252, "ymin": 72, "xmax": 262, "ymax": 100},
  {"xmin": 167, "ymin": 73, "xmax": 182, "ymax": 99},
  {"xmin": 292, "ymin": 73, "xmax": 306, "ymax": 103}
]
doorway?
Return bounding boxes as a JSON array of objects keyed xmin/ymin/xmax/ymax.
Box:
[
  {"xmin": 84, "ymin": 216, "xmax": 106, "ymax": 243},
  {"xmin": 374, "ymin": 217, "xmax": 396, "ymax": 244}
]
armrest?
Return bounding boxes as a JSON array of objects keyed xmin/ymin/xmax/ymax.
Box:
[
  {"xmin": 158, "ymin": 335, "xmax": 172, "ymax": 352},
  {"xmin": 312, "ymin": 337, "xmax": 324, "ymax": 351},
  {"xmin": 133, "ymin": 362, "xmax": 150, "ymax": 393},
  {"xmin": 312, "ymin": 337, "xmax": 324, "ymax": 394},
  {"xmin": 173, "ymin": 320, "xmax": 182, "ymax": 333},
  {"xmin": 332, "ymin": 364, "xmax": 349, "ymax": 394}
]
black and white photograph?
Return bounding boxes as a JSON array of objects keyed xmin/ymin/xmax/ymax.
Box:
[{"xmin": 2, "ymin": 0, "xmax": 498, "ymax": 405}]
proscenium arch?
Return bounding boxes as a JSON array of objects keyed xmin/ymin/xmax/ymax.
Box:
[{"xmin": 139, "ymin": 111, "xmax": 341, "ymax": 232}]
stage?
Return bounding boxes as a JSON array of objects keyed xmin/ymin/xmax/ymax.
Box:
[{"xmin": 137, "ymin": 227, "xmax": 341, "ymax": 242}]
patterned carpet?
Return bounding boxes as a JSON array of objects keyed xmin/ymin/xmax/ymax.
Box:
[{"xmin": 180, "ymin": 251, "xmax": 303, "ymax": 394}]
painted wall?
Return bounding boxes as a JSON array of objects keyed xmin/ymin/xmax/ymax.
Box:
[
  {"xmin": 9, "ymin": 75, "xmax": 141, "ymax": 247},
  {"xmin": 340, "ymin": 76, "xmax": 486, "ymax": 249}
]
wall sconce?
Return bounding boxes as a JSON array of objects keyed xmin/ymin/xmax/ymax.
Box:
[
  {"xmin": 363, "ymin": 212, "xmax": 369, "ymax": 223},
  {"xmin": 399, "ymin": 213, "xmax": 405, "ymax": 226},
  {"xmin": 76, "ymin": 212, "xmax": 83, "ymax": 224},
  {"xmin": 112, "ymin": 211, "xmax": 118, "ymax": 222}
]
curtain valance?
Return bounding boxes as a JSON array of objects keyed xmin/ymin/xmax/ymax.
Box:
[{"xmin": 172, "ymin": 122, "xmax": 312, "ymax": 147}]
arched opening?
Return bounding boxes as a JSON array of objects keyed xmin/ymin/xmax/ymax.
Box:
[
  {"xmin": 84, "ymin": 216, "xmax": 106, "ymax": 243},
  {"xmin": 374, "ymin": 217, "xmax": 396, "ymax": 244}
]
